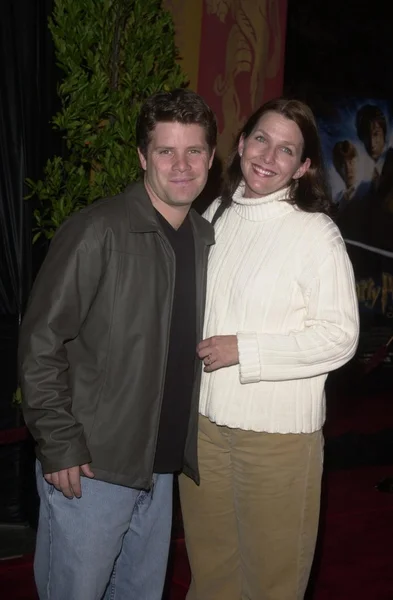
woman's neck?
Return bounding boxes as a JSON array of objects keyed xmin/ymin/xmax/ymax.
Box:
[{"xmin": 230, "ymin": 182, "xmax": 296, "ymax": 222}]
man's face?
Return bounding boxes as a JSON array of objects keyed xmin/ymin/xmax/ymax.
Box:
[
  {"xmin": 366, "ymin": 121, "xmax": 385, "ymax": 161},
  {"xmin": 138, "ymin": 122, "xmax": 214, "ymax": 211},
  {"xmin": 341, "ymin": 156, "xmax": 357, "ymax": 188}
]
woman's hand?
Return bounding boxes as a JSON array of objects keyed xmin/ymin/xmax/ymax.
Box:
[{"xmin": 197, "ymin": 335, "xmax": 239, "ymax": 372}]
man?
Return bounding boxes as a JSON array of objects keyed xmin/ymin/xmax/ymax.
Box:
[
  {"xmin": 332, "ymin": 140, "xmax": 370, "ymax": 242},
  {"xmin": 355, "ymin": 104, "xmax": 393, "ymax": 250},
  {"xmin": 332, "ymin": 140, "xmax": 359, "ymax": 207},
  {"xmin": 19, "ymin": 88, "xmax": 217, "ymax": 600},
  {"xmin": 356, "ymin": 104, "xmax": 393, "ymax": 199}
]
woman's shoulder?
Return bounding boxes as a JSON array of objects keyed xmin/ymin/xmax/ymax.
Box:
[
  {"xmin": 289, "ymin": 210, "xmax": 346, "ymax": 263},
  {"xmin": 293, "ymin": 209, "xmax": 342, "ymax": 238}
]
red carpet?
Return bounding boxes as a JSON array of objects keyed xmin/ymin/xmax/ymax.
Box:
[
  {"xmin": 1, "ymin": 391, "xmax": 393, "ymax": 598},
  {"xmin": 2, "ymin": 465, "xmax": 393, "ymax": 599},
  {"xmin": 313, "ymin": 466, "xmax": 393, "ymax": 599},
  {"xmin": 0, "ymin": 555, "xmax": 38, "ymax": 600},
  {"xmin": 324, "ymin": 391, "xmax": 393, "ymax": 438},
  {"xmin": 167, "ymin": 466, "xmax": 393, "ymax": 600}
]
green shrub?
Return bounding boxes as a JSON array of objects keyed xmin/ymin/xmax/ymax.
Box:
[{"xmin": 27, "ymin": 0, "xmax": 187, "ymax": 240}]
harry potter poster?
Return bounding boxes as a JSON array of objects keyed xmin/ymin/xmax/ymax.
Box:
[{"xmin": 318, "ymin": 99, "xmax": 393, "ymax": 367}]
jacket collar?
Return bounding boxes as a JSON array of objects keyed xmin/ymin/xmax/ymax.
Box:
[{"xmin": 124, "ymin": 181, "xmax": 214, "ymax": 246}]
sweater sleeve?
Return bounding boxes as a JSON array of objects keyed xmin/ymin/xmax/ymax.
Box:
[{"xmin": 237, "ymin": 241, "xmax": 359, "ymax": 383}]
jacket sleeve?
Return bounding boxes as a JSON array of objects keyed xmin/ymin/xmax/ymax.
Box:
[
  {"xmin": 19, "ymin": 212, "xmax": 104, "ymax": 473},
  {"xmin": 237, "ymin": 241, "xmax": 359, "ymax": 383}
]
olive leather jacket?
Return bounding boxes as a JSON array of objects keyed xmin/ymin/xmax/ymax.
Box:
[{"xmin": 19, "ymin": 182, "xmax": 214, "ymax": 489}]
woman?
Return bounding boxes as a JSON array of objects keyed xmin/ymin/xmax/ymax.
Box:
[{"xmin": 179, "ymin": 98, "xmax": 359, "ymax": 600}]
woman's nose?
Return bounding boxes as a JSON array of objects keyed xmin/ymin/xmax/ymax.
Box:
[{"xmin": 262, "ymin": 146, "xmax": 275, "ymax": 164}]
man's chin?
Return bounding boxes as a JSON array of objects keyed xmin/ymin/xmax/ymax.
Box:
[
  {"xmin": 168, "ymin": 197, "xmax": 196, "ymax": 208},
  {"xmin": 167, "ymin": 189, "xmax": 203, "ymax": 207}
]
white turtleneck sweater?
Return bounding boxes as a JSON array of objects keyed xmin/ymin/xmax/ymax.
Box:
[{"xmin": 199, "ymin": 184, "xmax": 359, "ymax": 434}]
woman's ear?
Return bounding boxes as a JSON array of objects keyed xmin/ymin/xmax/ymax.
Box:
[
  {"xmin": 238, "ymin": 135, "xmax": 245, "ymax": 157},
  {"xmin": 293, "ymin": 157, "xmax": 311, "ymax": 180}
]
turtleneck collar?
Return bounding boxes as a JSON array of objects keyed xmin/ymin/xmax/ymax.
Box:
[{"xmin": 231, "ymin": 181, "xmax": 297, "ymax": 222}]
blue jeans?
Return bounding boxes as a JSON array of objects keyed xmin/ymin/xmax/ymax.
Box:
[{"xmin": 34, "ymin": 462, "xmax": 173, "ymax": 600}]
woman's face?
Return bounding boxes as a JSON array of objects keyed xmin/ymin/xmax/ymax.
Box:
[{"xmin": 238, "ymin": 111, "xmax": 311, "ymax": 198}]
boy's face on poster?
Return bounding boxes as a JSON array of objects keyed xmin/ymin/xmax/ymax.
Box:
[{"xmin": 366, "ymin": 121, "xmax": 385, "ymax": 161}]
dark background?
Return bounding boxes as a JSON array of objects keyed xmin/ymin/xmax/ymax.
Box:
[
  {"xmin": 285, "ymin": 0, "xmax": 393, "ymax": 101},
  {"xmin": 0, "ymin": 0, "xmax": 60, "ymax": 430}
]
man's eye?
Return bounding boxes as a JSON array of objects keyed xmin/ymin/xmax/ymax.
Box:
[{"xmin": 281, "ymin": 147, "xmax": 292, "ymax": 155}]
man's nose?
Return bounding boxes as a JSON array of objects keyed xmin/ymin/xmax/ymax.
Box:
[{"xmin": 173, "ymin": 152, "xmax": 191, "ymax": 171}]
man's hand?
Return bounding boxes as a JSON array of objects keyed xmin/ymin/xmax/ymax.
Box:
[
  {"xmin": 197, "ymin": 335, "xmax": 239, "ymax": 372},
  {"xmin": 44, "ymin": 464, "xmax": 95, "ymax": 499}
]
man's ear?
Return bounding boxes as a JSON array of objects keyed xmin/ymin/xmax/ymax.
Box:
[
  {"xmin": 293, "ymin": 157, "xmax": 311, "ymax": 180},
  {"xmin": 137, "ymin": 148, "xmax": 147, "ymax": 171}
]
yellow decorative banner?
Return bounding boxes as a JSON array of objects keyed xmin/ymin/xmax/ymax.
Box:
[
  {"xmin": 165, "ymin": 0, "xmax": 288, "ymax": 160},
  {"xmin": 163, "ymin": 0, "xmax": 204, "ymax": 92}
]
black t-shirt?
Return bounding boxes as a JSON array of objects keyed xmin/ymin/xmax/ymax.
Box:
[{"xmin": 153, "ymin": 210, "xmax": 196, "ymax": 473}]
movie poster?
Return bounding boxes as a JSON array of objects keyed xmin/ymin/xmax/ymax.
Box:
[{"xmin": 318, "ymin": 99, "xmax": 393, "ymax": 367}]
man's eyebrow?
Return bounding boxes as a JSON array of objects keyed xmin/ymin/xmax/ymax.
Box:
[{"xmin": 154, "ymin": 144, "xmax": 207, "ymax": 150}]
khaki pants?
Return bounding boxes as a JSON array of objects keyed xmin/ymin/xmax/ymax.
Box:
[{"xmin": 179, "ymin": 415, "xmax": 323, "ymax": 600}]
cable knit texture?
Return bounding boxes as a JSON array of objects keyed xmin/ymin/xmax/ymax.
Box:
[{"xmin": 199, "ymin": 183, "xmax": 359, "ymax": 433}]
